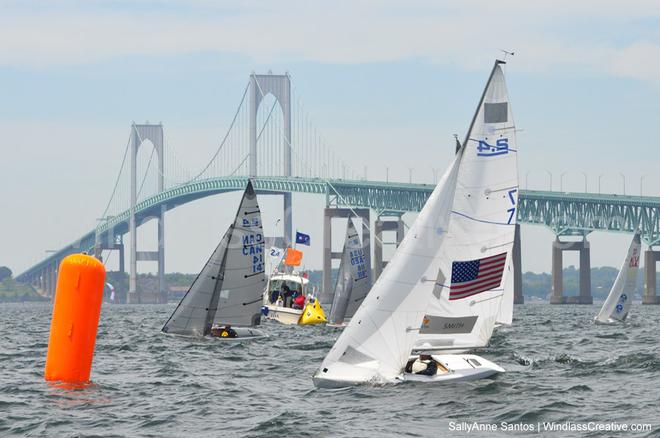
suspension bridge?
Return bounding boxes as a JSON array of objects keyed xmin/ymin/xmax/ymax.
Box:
[{"xmin": 15, "ymin": 73, "xmax": 660, "ymax": 305}]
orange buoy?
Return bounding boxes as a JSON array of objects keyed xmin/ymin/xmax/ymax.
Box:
[{"xmin": 44, "ymin": 253, "xmax": 106, "ymax": 383}]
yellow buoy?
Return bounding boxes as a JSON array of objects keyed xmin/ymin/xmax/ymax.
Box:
[
  {"xmin": 299, "ymin": 298, "xmax": 327, "ymax": 325},
  {"xmin": 44, "ymin": 254, "xmax": 106, "ymax": 383}
]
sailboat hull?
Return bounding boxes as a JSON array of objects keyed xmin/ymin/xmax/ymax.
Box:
[
  {"xmin": 313, "ymin": 362, "xmax": 396, "ymax": 389},
  {"xmin": 211, "ymin": 327, "xmax": 267, "ymax": 341},
  {"xmin": 593, "ymin": 317, "xmax": 623, "ymax": 325},
  {"xmin": 403, "ymin": 354, "xmax": 504, "ymax": 383},
  {"xmin": 313, "ymin": 354, "xmax": 503, "ymax": 389}
]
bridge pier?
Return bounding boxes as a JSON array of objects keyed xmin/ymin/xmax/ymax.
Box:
[
  {"xmin": 643, "ymin": 249, "xmax": 660, "ymax": 304},
  {"xmin": 283, "ymin": 193, "xmax": 293, "ymax": 247},
  {"xmin": 550, "ymin": 237, "xmax": 593, "ymax": 304},
  {"xmin": 321, "ymin": 207, "xmax": 371, "ymax": 308},
  {"xmin": 43, "ymin": 263, "xmax": 57, "ymax": 300},
  {"xmin": 44, "ymin": 266, "xmax": 51, "ymax": 299},
  {"xmin": 513, "ymin": 223, "xmax": 524, "ymax": 304},
  {"xmin": 373, "ymin": 215, "xmax": 405, "ymax": 282},
  {"xmin": 51, "ymin": 264, "xmax": 58, "ymax": 299}
]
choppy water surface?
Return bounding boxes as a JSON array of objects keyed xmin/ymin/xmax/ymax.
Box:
[{"xmin": 1, "ymin": 303, "xmax": 659, "ymax": 437}]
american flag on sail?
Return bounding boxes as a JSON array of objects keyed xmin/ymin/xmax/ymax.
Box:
[{"xmin": 449, "ymin": 253, "xmax": 507, "ymax": 300}]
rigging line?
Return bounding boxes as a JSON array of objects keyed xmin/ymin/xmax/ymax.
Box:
[
  {"xmin": 253, "ymin": 78, "xmax": 387, "ymax": 246},
  {"xmin": 187, "ymin": 82, "xmax": 250, "ymax": 183},
  {"xmin": 99, "ymin": 131, "xmax": 132, "ymax": 221}
]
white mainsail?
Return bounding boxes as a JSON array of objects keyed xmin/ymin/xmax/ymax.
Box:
[
  {"xmin": 595, "ymin": 232, "xmax": 641, "ymax": 324},
  {"xmin": 313, "ymin": 150, "xmax": 463, "ymax": 386},
  {"xmin": 162, "ymin": 181, "xmax": 265, "ymax": 336},
  {"xmin": 328, "ymin": 218, "xmax": 371, "ymax": 325},
  {"xmin": 415, "ymin": 60, "xmax": 519, "ymax": 353}
]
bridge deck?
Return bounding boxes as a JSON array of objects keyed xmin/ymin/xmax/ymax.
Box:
[{"xmin": 16, "ymin": 176, "xmax": 660, "ymax": 281}]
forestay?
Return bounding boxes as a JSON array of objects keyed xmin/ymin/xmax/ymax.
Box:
[
  {"xmin": 328, "ymin": 218, "xmax": 371, "ymax": 325},
  {"xmin": 595, "ymin": 232, "xmax": 641, "ymax": 323},
  {"xmin": 313, "ymin": 150, "xmax": 463, "ymax": 386},
  {"xmin": 415, "ymin": 61, "xmax": 519, "ymax": 353},
  {"xmin": 162, "ymin": 181, "xmax": 265, "ymax": 336}
]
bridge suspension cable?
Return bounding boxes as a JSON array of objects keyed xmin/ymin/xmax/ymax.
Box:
[
  {"xmin": 187, "ymin": 82, "xmax": 250, "ymax": 183},
  {"xmin": 99, "ymin": 132, "xmax": 131, "ymax": 220}
]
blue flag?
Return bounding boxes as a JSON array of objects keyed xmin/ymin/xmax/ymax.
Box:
[{"xmin": 295, "ymin": 231, "xmax": 311, "ymax": 246}]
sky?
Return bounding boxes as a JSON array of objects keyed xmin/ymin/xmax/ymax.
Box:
[{"xmin": 2, "ymin": 0, "xmax": 660, "ymax": 276}]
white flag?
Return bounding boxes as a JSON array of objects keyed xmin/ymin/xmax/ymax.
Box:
[
  {"xmin": 268, "ymin": 247, "xmax": 284, "ymax": 273},
  {"xmin": 269, "ymin": 247, "xmax": 283, "ymax": 259}
]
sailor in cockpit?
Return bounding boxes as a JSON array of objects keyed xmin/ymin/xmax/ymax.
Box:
[{"xmin": 406, "ymin": 354, "xmax": 439, "ymax": 376}]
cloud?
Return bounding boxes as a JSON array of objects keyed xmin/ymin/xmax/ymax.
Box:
[{"xmin": 1, "ymin": 0, "xmax": 660, "ymax": 82}]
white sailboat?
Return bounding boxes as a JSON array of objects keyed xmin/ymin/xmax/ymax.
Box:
[
  {"xmin": 162, "ymin": 180, "xmax": 266, "ymax": 340},
  {"xmin": 594, "ymin": 232, "xmax": 641, "ymax": 324},
  {"xmin": 327, "ymin": 218, "xmax": 371, "ymax": 327},
  {"xmin": 313, "ymin": 61, "xmax": 516, "ymax": 388}
]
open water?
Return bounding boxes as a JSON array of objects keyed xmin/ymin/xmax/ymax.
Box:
[{"xmin": 1, "ymin": 302, "xmax": 659, "ymax": 437}]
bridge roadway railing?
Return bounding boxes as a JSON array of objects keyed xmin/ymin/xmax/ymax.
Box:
[{"xmin": 16, "ymin": 176, "xmax": 660, "ymax": 281}]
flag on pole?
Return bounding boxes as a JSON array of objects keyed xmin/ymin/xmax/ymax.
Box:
[
  {"xmin": 449, "ymin": 253, "xmax": 507, "ymax": 300},
  {"xmin": 269, "ymin": 247, "xmax": 284, "ymax": 259},
  {"xmin": 295, "ymin": 231, "xmax": 311, "ymax": 246},
  {"xmin": 268, "ymin": 246, "xmax": 284, "ymax": 273},
  {"xmin": 284, "ymin": 248, "xmax": 303, "ymax": 266}
]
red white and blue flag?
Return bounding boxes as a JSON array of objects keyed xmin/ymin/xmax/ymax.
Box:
[{"xmin": 449, "ymin": 253, "xmax": 507, "ymax": 300}]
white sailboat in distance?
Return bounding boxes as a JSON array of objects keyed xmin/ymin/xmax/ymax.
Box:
[
  {"xmin": 595, "ymin": 232, "xmax": 641, "ymax": 324},
  {"xmin": 162, "ymin": 180, "xmax": 267, "ymax": 340},
  {"xmin": 313, "ymin": 61, "xmax": 514, "ymax": 388}
]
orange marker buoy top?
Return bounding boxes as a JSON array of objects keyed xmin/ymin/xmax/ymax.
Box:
[{"xmin": 45, "ymin": 254, "xmax": 106, "ymax": 383}]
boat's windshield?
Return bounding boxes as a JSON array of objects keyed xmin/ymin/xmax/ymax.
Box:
[{"xmin": 269, "ymin": 279, "xmax": 304, "ymax": 294}]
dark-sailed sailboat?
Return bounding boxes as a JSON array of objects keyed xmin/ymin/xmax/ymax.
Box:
[{"xmin": 162, "ymin": 180, "xmax": 266, "ymax": 340}]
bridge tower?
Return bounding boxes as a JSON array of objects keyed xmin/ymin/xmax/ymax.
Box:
[
  {"xmin": 249, "ymin": 73, "xmax": 293, "ymax": 246},
  {"xmin": 128, "ymin": 123, "xmax": 166, "ymax": 304}
]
